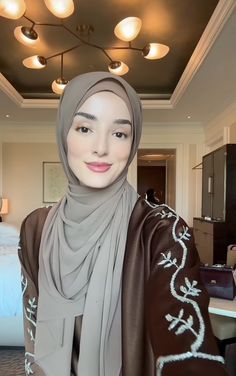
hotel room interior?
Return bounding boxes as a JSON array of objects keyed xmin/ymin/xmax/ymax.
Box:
[{"xmin": 0, "ymin": 0, "xmax": 236, "ymax": 374}]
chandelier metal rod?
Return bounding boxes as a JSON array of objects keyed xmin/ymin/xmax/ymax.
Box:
[
  {"xmin": 60, "ymin": 54, "xmax": 64, "ymax": 79},
  {"xmin": 22, "ymin": 15, "xmax": 140, "ymax": 62},
  {"xmin": 23, "ymin": 15, "xmax": 63, "ymax": 28},
  {"xmin": 63, "ymin": 25, "xmax": 113, "ymax": 62},
  {"xmin": 46, "ymin": 45, "xmax": 82, "ymax": 61}
]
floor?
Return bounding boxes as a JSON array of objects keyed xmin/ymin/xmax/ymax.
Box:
[
  {"xmin": 0, "ymin": 347, "xmax": 25, "ymax": 376},
  {"xmin": 0, "ymin": 344, "xmax": 235, "ymax": 375},
  {"xmin": 225, "ymin": 342, "xmax": 236, "ymax": 376}
]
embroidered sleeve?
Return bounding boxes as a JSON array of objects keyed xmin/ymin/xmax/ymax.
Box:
[
  {"xmin": 21, "ymin": 268, "xmax": 37, "ymax": 375},
  {"xmin": 145, "ymin": 202, "xmax": 228, "ymax": 376},
  {"xmin": 18, "ymin": 242, "xmax": 38, "ymax": 375},
  {"xmin": 18, "ymin": 212, "xmax": 46, "ymax": 376}
]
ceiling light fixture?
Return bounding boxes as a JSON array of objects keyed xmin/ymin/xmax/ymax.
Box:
[
  {"xmin": 44, "ymin": 0, "xmax": 74, "ymax": 18},
  {"xmin": 14, "ymin": 24, "xmax": 39, "ymax": 47},
  {"xmin": 114, "ymin": 17, "xmax": 142, "ymax": 42},
  {"xmin": 51, "ymin": 53, "xmax": 69, "ymax": 94},
  {"xmin": 23, "ymin": 55, "xmax": 47, "ymax": 69},
  {"xmin": 108, "ymin": 61, "xmax": 129, "ymax": 76},
  {"xmin": 0, "ymin": 0, "xmax": 26, "ymax": 19},
  {"xmin": 1, "ymin": 0, "xmax": 170, "ymax": 95},
  {"xmin": 143, "ymin": 43, "xmax": 170, "ymax": 60}
]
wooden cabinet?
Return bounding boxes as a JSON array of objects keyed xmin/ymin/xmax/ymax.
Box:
[
  {"xmin": 193, "ymin": 218, "xmax": 227, "ymax": 264},
  {"xmin": 202, "ymin": 152, "xmax": 213, "ymax": 219},
  {"xmin": 194, "ymin": 144, "xmax": 236, "ymax": 264},
  {"xmin": 202, "ymin": 144, "xmax": 236, "ymax": 222}
]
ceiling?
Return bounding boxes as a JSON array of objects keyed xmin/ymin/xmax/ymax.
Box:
[{"xmin": 0, "ymin": 0, "xmax": 236, "ymax": 126}]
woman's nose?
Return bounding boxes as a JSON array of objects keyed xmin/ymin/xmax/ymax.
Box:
[{"xmin": 92, "ymin": 133, "xmax": 108, "ymax": 156}]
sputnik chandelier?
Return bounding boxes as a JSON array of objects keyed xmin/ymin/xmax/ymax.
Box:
[{"xmin": 0, "ymin": 0, "xmax": 170, "ymax": 95}]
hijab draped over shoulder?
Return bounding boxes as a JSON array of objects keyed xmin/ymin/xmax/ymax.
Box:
[{"xmin": 35, "ymin": 72, "xmax": 142, "ymax": 376}]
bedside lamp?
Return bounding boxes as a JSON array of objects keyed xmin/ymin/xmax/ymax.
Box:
[{"xmin": 0, "ymin": 198, "xmax": 9, "ymax": 222}]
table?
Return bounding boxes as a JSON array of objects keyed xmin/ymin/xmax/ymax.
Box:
[{"xmin": 209, "ymin": 297, "xmax": 236, "ymax": 318}]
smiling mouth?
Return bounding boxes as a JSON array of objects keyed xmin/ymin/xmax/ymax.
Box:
[{"xmin": 85, "ymin": 162, "xmax": 112, "ymax": 173}]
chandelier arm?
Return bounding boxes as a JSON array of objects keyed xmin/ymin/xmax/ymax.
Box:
[
  {"xmin": 23, "ymin": 15, "xmax": 34, "ymax": 23},
  {"xmin": 19, "ymin": 17, "xmax": 141, "ymax": 62},
  {"xmin": 46, "ymin": 44, "xmax": 82, "ymax": 61},
  {"xmin": 105, "ymin": 46, "xmax": 142, "ymax": 52},
  {"xmin": 23, "ymin": 16, "xmax": 65, "ymax": 29},
  {"xmin": 60, "ymin": 54, "xmax": 64, "ymax": 79},
  {"xmin": 99, "ymin": 49, "xmax": 113, "ymax": 62},
  {"xmin": 63, "ymin": 25, "xmax": 86, "ymax": 43}
]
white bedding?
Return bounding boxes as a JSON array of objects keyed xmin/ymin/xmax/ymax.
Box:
[
  {"xmin": 0, "ymin": 251, "xmax": 23, "ymax": 317},
  {"xmin": 0, "ymin": 222, "xmax": 19, "ymax": 246},
  {"xmin": 0, "ymin": 223, "xmax": 23, "ymax": 317},
  {"xmin": 0, "ymin": 223, "xmax": 24, "ymax": 346}
]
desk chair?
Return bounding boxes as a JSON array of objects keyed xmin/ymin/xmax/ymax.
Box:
[{"xmin": 210, "ymin": 245, "xmax": 236, "ymax": 357}]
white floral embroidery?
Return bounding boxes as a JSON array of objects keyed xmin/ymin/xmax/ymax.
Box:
[
  {"xmin": 145, "ymin": 201, "xmax": 224, "ymax": 375},
  {"xmin": 158, "ymin": 252, "xmax": 178, "ymax": 269},
  {"xmin": 25, "ymin": 297, "xmax": 37, "ymax": 329},
  {"xmin": 22, "ymin": 274, "xmax": 36, "ymax": 374},
  {"xmin": 25, "ymin": 352, "xmax": 34, "ymax": 375},
  {"xmin": 21, "ymin": 273, "xmax": 27, "ymax": 295}
]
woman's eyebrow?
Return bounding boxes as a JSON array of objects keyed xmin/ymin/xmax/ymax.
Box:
[
  {"xmin": 114, "ymin": 119, "xmax": 132, "ymax": 126},
  {"xmin": 74, "ymin": 111, "xmax": 97, "ymax": 120}
]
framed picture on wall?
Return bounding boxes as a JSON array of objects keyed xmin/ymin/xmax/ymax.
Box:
[{"xmin": 43, "ymin": 162, "xmax": 67, "ymax": 203}]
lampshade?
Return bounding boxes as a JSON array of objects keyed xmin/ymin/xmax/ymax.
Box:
[
  {"xmin": 0, "ymin": 0, "xmax": 26, "ymax": 19},
  {"xmin": 23, "ymin": 55, "xmax": 47, "ymax": 69},
  {"xmin": 44, "ymin": 0, "xmax": 74, "ymax": 18},
  {"xmin": 14, "ymin": 26, "xmax": 39, "ymax": 47},
  {"xmin": 52, "ymin": 78, "xmax": 68, "ymax": 94},
  {"xmin": 143, "ymin": 43, "xmax": 169, "ymax": 60},
  {"xmin": 114, "ymin": 17, "xmax": 142, "ymax": 42},
  {"xmin": 108, "ymin": 61, "xmax": 129, "ymax": 76},
  {"xmin": 0, "ymin": 198, "xmax": 9, "ymax": 215}
]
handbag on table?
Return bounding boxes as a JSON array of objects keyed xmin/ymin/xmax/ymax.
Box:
[{"xmin": 200, "ymin": 264, "xmax": 236, "ymax": 300}]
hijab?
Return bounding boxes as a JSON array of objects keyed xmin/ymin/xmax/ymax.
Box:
[{"xmin": 35, "ymin": 72, "xmax": 142, "ymax": 376}]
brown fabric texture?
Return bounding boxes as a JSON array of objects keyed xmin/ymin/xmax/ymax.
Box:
[{"xmin": 19, "ymin": 198, "xmax": 229, "ymax": 376}]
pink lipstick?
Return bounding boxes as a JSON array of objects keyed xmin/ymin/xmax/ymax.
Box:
[{"xmin": 86, "ymin": 162, "xmax": 112, "ymax": 173}]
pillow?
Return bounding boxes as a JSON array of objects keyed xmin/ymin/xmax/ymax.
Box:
[{"xmin": 0, "ymin": 223, "xmax": 19, "ymax": 246}]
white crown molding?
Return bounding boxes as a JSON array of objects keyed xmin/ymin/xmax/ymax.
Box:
[
  {"xmin": 0, "ymin": 0, "xmax": 235, "ymax": 110},
  {"xmin": 0, "ymin": 73, "xmax": 22, "ymax": 106},
  {"xmin": 21, "ymin": 98, "xmax": 59, "ymax": 108},
  {"xmin": 141, "ymin": 99, "xmax": 172, "ymax": 109},
  {"xmin": 205, "ymin": 99, "xmax": 236, "ymax": 131},
  {"xmin": 171, "ymin": 0, "xmax": 236, "ymax": 107}
]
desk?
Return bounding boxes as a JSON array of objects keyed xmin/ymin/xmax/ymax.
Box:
[{"xmin": 209, "ymin": 297, "xmax": 236, "ymax": 318}]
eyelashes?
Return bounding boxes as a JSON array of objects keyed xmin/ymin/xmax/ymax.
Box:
[
  {"xmin": 74, "ymin": 125, "xmax": 130, "ymax": 140},
  {"xmin": 113, "ymin": 131, "xmax": 128, "ymax": 139},
  {"xmin": 75, "ymin": 126, "xmax": 91, "ymax": 133}
]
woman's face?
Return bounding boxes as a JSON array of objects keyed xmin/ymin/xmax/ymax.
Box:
[{"xmin": 67, "ymin": 91, "xmax": 132, "ymax": 188}]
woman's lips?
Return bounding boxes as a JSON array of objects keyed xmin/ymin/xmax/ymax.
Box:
[{"xmin": 85, "ymin": 162, "xmax": 112, "ymax": 173}]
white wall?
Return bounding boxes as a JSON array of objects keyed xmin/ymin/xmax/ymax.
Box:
[
  {"xmin": 2, "ymin": 142, "xmax": 61, "ymax": 228},
  {"xmin": 166, "ymin": 154, "xmax": 176, "ymax": 209},
  {"xmin": 205, "ymin": 100, "xmax": 236, "ymax": 150},
  {"xmin": 0, "ymin": 121, "xmax": 204, "ymax": 228}
]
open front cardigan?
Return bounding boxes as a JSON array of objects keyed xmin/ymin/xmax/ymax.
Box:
[{"xmin": 19, "ymin": 198, "xmax": 228, "ymax": 375}]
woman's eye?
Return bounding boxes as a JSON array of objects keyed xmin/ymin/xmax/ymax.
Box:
[
  {"xmin": 76, "ymin": 126, "xmax": 90, "ymax": 133},
  {"xmin": 114, "ymin": 132, "xmax": 127, "ymax": 139}
]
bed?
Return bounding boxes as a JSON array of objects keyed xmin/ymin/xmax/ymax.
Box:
[{"xmin": 0, "ymin": 222, "xmax": 24, "ymax": 346}]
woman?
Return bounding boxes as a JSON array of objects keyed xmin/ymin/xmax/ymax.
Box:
[{"xmin": 19, "ymin": 72, "xmax": 228, "ymax": 376}]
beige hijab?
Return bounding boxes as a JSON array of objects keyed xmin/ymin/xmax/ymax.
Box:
[{"xmin": 35, "ymin": 72, "xmax": 142, "ymax": 376}]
